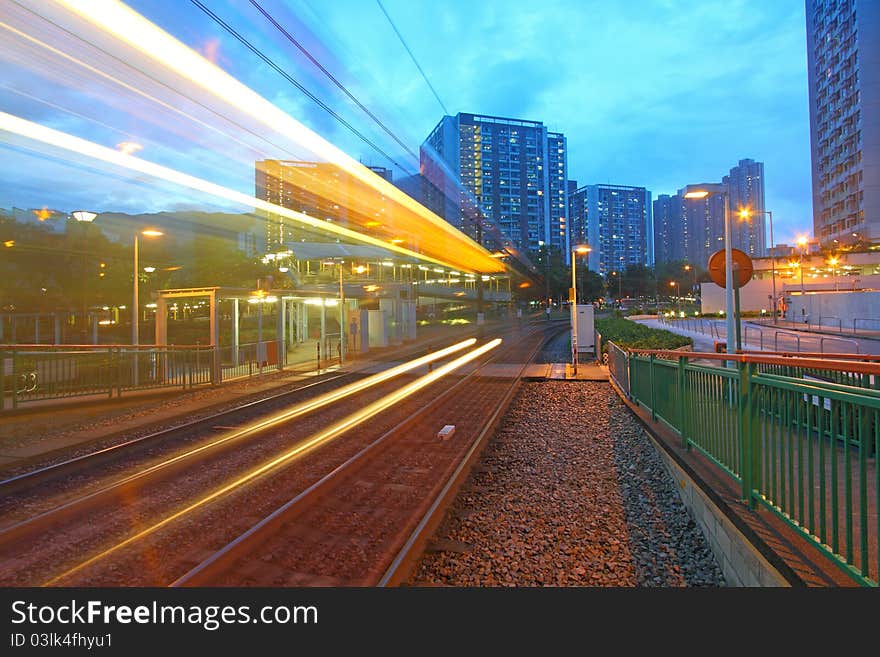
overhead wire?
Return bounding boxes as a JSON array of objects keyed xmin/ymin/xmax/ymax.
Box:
[
  {"xmin": 189, "ymin": 0, "xmax": 417, "ymax": 177},
  {"xmin": 375, "ymin": 0, "xmax": 449, "ymax": 116},
  {"xmin": 248, "ymin": 0, "xmax": 420, "ymax": 166}
]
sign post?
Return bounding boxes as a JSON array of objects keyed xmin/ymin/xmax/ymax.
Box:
[{"xmin": 708, "ymin": 248, "xmax": 753, "ymax": 354}]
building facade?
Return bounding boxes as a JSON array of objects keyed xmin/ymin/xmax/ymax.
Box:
[
  {"xmin": 255, "ymin": 159, "xmax": 392, "ymax": 252},
  {"xmin": 806, "ymin": 0, "xmax": 880, "ymax": 244},
  {"xmin": 653, "ymin": 159, "xmax": 766, "ymax": 267},
  {"xmin": 569, "ymin": 184, "xmax": 651, "ymax": 274},
  {"xmin": 422, "ymin": 113, "xmax": 569, "ymax": 260},
  {"xmin": 652, "ymin": 193, "xmax": 684, "ymax": 264},
  {"xmin": 725, "ymin": 158, "xmax": 766, "ymax": 257}
]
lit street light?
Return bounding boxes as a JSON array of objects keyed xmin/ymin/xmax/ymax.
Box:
[
  {"xmin": 133, "ymin": 229, "xmax": 164, "ymax": 346},
  {"xmin": 669, "ymin": 280, "xmax": 678, "ymax": 315},
  {"xmin": 683, "ymin": 264, "xmax": 696, "ymax": 296},
  {"xmin": 72, "ymin": 210, "xmax": 98, "ymax": 342},
  {"xmin": 739, "ymin": 207, "xmax": 775, "ymax": 323},
  {"xmin": 570, "ymin": 244, "xmax": 592, "ymax": 377},
  {"xmin": 684, "ymin": 183, "xmax": 736, "ymax": 354},
  {"xmin": 828, "ymin": 256, "xmax": 839, "ymax": 292},
  {"xmin": 796, "ymin": 235, "xmax": 808, "ymax": 295}
]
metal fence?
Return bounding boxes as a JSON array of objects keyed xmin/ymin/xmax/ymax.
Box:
[
  {"xmin": 218, "ymin": 340, "xmax": 288, "ymax": 381},
  {"xmin": 0, "ymin": 341, "xmax": 289, "ymax": 412},
  {"xmin": 1, "ymin": 345, "xmax": 217, "ymax": 411},
  {"xmin": 627, "ymin": 349, "xmax": 879, "ymax": 587},
  {"xmin": 658, "ymin": 316, "xmax": 860, "ymax": 354},
  {"xmin": 605, "ymin": 340, "xmax": 630, "ymax": 397}
]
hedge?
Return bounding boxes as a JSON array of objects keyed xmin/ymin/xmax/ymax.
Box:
[{"xmin": 595, "ymin": 317, "xmax": 692, "ymax": 351}]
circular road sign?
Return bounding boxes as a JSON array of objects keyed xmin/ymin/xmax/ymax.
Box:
[{"xmin": 708, "ymin": 248, "xmax": 753, "ymax": 288}]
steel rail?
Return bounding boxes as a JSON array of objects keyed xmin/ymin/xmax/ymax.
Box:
[
  {"xmin": 0, "ymin": 339, "xmax": 480, "ymax": 550},
  {"xmin": 171, "ymin": 324, "xmax": 562, "ymax": 587},
  {"xmin": 0, "ymin": 331, "xmax": 484, "ymax": 492},
  {"xmin": 378, "ymin": 328, "xmax": 550, "ymax": 586}
]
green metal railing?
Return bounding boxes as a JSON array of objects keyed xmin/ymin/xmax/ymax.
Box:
[{"xmin": 626, "ymin": 347, "xmax": 879, "ymax": 587}]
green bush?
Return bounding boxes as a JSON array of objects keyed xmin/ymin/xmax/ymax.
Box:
[{"xmin": 595, "ymin": 317, "xmax": 692, "ymax": 351}]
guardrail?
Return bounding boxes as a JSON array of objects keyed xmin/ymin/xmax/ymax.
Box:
[
  {"xmin": 605, "ymin": 340, "xmax": 630, "ymax": 397},
  {"xmin": 0, "ymin": 341, "xmax": 290, "ymax": 412},
  {"xmin": 625, "ymin": 348, "xmax": 879, "ymax": 587},
  {"xmin": 0, "ymin": 344, "xmax": 216, "ymax": 411},
  {"xmin": 659, "ymin": 316, "xmax": 860, "ymax": 354}
]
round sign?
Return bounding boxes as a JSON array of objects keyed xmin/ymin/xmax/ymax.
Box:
[{"xmin": 707, "ymin": 248, "xmax": 753, "ymax": 288}]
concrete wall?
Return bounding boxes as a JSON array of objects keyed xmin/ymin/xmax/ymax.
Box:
[
  {"xmin": 642, "ymin": 426, "xmax": 789, "ymax": 587},
  {"xmin": 700, "ymin": 278, "xmax": 774, "ymax": 314},
  {"xmin": 783, "ymin": 290, "xmax": 880, "ymax": 329}
]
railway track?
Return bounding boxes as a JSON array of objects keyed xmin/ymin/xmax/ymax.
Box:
[
  {"xmin": 173, "ymin": 324, "xmax": 557, "ymax": 586},
  {"xmin": 0, "ymin": 323, "xmax": 558, "ymax": 586},
  {"xmin": 0, "ymin": 327, "xmax": 491, "ymax": 484}
]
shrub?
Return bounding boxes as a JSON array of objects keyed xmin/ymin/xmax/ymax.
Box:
[{"xmin": 595, "ymin": 317, "xmax": 692, "ymax": 352}]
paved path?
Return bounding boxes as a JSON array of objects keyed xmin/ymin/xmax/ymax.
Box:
[{"xmin": 633, "ymin": 317, "xmax": 880, "ymax": 355}]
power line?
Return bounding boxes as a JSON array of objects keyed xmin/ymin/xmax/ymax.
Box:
[
  {"xmin": 248, "ymin": 0, "xmax": 420, "ymax": 165},
  {"xmin": 375, "ymin": 0, "xmax": 449, "ymax": 116},
  {"xmin": 189, "ymin": 0, "xmax": 417, "ymax": 176}
]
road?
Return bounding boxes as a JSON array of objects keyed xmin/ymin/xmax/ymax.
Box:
[{"xmin": 634, "ymin": 316, "xmax": 880, "ymax": 355}]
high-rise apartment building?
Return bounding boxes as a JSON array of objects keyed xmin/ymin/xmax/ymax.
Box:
[
  {"xmin": 567, "ymin": 179, "xmax": 587, "ymax": 248},
  {"xmin": 423, "ymin": 113, "xmax": 569, "ymax": 259},
  {"xmin": 569, "ymin": 184, "xmax": 651, "ymax": 274},
  {"xmin": 725, "ymin": 158, "xmax": 765, "ymax": 258},
  {"xmin": 806, "ymin": 0, "xmax": 880, "ymax": 243},
  {"xmin": 653, "ymin": 159, "xmax": 765, "ymax": 266},
  {"xmin": 255, "ymin": 159, "xmax": 390, "ymax": 252},
  {"xmin": 652, "ymin": 193, "xmax": 685, "ymax": 264}
]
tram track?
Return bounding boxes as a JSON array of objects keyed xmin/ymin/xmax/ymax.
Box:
[
  {"xmin": 0, "ymin": 325, "xmax": 556, "ymax": 586},
  {"xmin": 173, "ymin": 325, "xmax": 558, "ymax": 586}
]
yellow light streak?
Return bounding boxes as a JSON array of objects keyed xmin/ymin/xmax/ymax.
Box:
[
  {"xmin": 0, "ymin": 18, "xmax": 267, "ymax": 160},
  {"xmin": 43, "ymin": 337, "xmax": 500, "ymax": 586},
  {"xmin": 0, "ymin": 111, "xmax": 471, "ymax": 272},
  {"xmin": 41, "ymin": 0, "xmax": 503, "ymax": 273}
]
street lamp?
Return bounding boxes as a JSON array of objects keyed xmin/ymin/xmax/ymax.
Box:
[
  {"xmin": 739, "ymin": 207, "xmax": 775, "ymax": 323},
  {"xmin": 570, "ymin": 244, "xmax": 592, "ymax": 377},
  {"xmin": 669, "ymin": 280, "xmax": 679, "ymax": 315},
  {"xmin": 683, "ymin": 264, "xmax": 698, "ymax": 305},
  {"xmin": 133, "ymin": 229, "xmax": 163, "ymax": 346},
  {"xmin": 72, "ymin": 210, "xmax": 98, "ymax": 342},
  {"xmin": 684, "ymin": 183, "xmax": 735, "ymax": 354},
  {"xmin": 796, "ymin": 235, "xmax": 808, "ymax": 295},
  {"xmin": 827, "ymin": 256, "xmax": 839, "ymax": 292}
]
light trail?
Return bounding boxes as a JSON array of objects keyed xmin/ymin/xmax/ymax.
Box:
[
  {"xmin": 43, "ymin": 338, "xmax": 502, "ymax": 586},
  {"xmin": 0, "ymin": 17, "xmax": 280, "ymax": 160},
  {"xmin": 0, "ymin": 110, "xmax": 459, "ymax": 271},
  {"xmin": 10, "ymin": 0, "xmax": 504, "ymax": 274},
  {"xmin": 1, "ymin": 339, "xmax": 476, "ymax": 546}
]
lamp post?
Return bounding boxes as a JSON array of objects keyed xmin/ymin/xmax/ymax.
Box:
[
  {"xmin": 72, "ymin": 210, "xmax": 97, "ymax": 343},
  {"xmin": 683, "ymin": 264, "xmax": 697, "ymax": 297},
  {"xmin": 828, "ymin": 256, "xmax": 839, "ymax": 292},
  {"xmin": 570, "ymin": 245, "xmax": 592, "ymax": 377},
  {"xmin": 338, "ymin": 259, "xmax": 345, "ymax": 365},
  {"xmin": 669, "ymin": 280, "xmax": 678, "ymax": 316},
  {"xmin": 133, "ymin": 229, "xmax": 163, "ymax": 346},
  {"xmin": 684, "ymin": 183, "xmax": 735, "ymax": 354},
  {"xmin": 739, "ymin": 208, "xmax": 775, "ymax": 323},
  {"xmin": 796, "ymin": 236, "xmax": 808, "ymax": 295}
]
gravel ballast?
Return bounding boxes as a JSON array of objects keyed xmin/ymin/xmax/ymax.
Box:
[{"xmin": 409, "ymin": 381, "xmax": 725, "ymax": 587}]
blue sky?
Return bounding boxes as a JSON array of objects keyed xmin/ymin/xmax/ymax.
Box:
[{"xmin": 1, "ymin": 0, "xmax": 813, "ymax": 245}]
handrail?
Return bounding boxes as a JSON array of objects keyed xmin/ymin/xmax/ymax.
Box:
[
  {"xmin": 629, "ymin": 348, "xmax": 880, "ymax": 374},
  {"xmin": 818, "ymin": 315, "xmax": 843, "ymax": 332},
  {"xmin": 0, "ymin": 343, "xmax": 215, "ymax": 351},
  {"xmin": 740, "ymin": 350, "xmax": 880, "ymax": 361}
]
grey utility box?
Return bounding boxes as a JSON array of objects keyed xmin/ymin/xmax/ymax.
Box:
[{"xmin": 575, "ymin": 304, "xmax": 595, "ymax": 355}]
